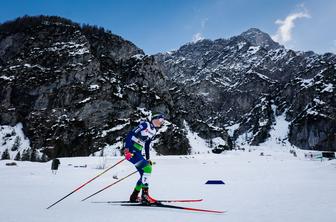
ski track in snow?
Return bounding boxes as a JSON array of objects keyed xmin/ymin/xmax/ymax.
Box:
[{"xmin": 1, "ymin": 148, "xmax": 336, "ymax": 222}]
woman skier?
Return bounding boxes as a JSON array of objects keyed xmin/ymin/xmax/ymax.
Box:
[{"xmin": 124, "ymin": 113, "xmax": 166, "ymax": 204}]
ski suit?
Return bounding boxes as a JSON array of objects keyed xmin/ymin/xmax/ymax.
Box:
[{"xmin": 124, "ymin": 121, "xmax": 157, "ymax": 191}]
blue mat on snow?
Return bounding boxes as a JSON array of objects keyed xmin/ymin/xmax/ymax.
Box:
[{"xmin": 205, "ymin": 180, "xmax": 225, "ymax": 185}]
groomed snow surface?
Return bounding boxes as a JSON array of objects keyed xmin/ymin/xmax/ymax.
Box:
[{"xmin": 1, "ymin": 147, "xmax": 336, "ymax": 222}]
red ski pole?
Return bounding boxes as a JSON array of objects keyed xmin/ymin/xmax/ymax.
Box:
[
  {"xmin": 46, "ymin": 158, "xmax": 126, "ymax": 209},
  {"xmin": 81, "ymin": 170, "xmax": 138, "ymax": 201}
]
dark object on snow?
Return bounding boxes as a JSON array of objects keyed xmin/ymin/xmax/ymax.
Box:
[
  {"xmin": 212, "ymin": 145, "xmax": 231, "ymax": 154},
  {"xmin": 205, "ymin": 180, "xmax": 225, "ymax": 185},
  {"xmin": 5, "ymin": 162, "xmax": 17, "ymax": 166},
  {"xmin": 212, "ymin": 148, "xmax": 223, "ymax": 154},
  {"xmin": 322, "ymin": 152, "xmax": 335, "ymax": 159},
  {"xmin": 51, "ymin": 158, "xmax": 60, "ymax": 174}
]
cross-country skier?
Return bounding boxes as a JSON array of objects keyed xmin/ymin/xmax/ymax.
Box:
[{"xmin": 124, "ymin": 113, "xmax": 166, "ymax": 204}]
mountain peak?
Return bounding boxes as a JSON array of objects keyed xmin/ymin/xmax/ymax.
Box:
[
  {"xmin": 239, "ymin": 28, "xmax": 281, "ymax": 50},
  {"xmin": 242, "ymin": 28, "xmax": 266, "ymax": 35}
]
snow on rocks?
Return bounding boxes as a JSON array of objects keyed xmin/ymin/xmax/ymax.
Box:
[{"xmin": 0, "ymin": 123, "xmax": 31, "ymax": 159}]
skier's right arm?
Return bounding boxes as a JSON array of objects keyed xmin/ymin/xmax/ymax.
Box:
[{"xmin": 132, "ymin": 122, "xmax": 148, "ymax": 136}]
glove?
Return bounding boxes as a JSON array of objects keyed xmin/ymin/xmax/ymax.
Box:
[
  {"xmin": 124, "ymin": 149, "xmax": 133, "ymax": 160},
  {"xmin": 147, "ymin": 160, "xmax": 153, "ymax": 165}
]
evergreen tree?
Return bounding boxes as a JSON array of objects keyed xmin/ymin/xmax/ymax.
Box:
[
  {"xmin": 14, "ymin": 151, "xmax": 21, "ymax": 161},
  {"xmin": 11, "ymin": 136, "xmax": 21, "ymax": 151},
  {"xmin": 21, "ymin": 149, "xmax": 30, "ymax": 161},
  {"xmin": 11, "ymin": 129, "xmax": 16, "ymax": 136},
  {"xmin": 41, "ymin": 153, "xmax": 48, "ymax": 162},
  {"xmin": 30, "ymin": 149, "xmax": 37, "ymax": 162},
  {"xmin": 1, "ymin": 149, "xmax": 10, "ymax": 160},
  {"xmin": 100, "ymin": 147, "xmax": 104, "ymax": 157},
  {"xmin": 209, "ymin": 139, "xmax": 213, "ymax": 148}
]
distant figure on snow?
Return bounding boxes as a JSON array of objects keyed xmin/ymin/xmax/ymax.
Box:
[
  {"xmin": 124, "ymin": 113, "xmax": 166, "ymax": 204},
  {"xmin": 51, "ymin": 158, "xmax": 61, "ymax": 174}
]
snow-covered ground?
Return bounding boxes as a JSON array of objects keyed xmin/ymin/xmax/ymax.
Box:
[{"xmin": 1, "ymin": 147, "xmax": 336, "ymax": 222}]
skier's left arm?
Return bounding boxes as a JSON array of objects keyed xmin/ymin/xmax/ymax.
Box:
[{"xmin": 144, "ymin": 140, "xmax": 151, "ymax": 160}]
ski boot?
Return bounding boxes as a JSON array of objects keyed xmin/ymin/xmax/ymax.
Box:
[
  {"xmin": 141, "ymin": 187, "xmax": 157, "ymax": 205},
  {"xmin": 129, "ymin": 189, "xmax": 140, "ymax": 203}
]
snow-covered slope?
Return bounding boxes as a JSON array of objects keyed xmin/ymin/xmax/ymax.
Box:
[{"xmin": 1, "ymin": 147, "xmax": 335, "ymax": 222}]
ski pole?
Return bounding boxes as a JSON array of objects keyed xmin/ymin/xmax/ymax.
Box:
[
  {"xmin": 46, "ymin": 158, "xmax": 126, "ymax": 209},
  {"xmin": 81, "ymin": 170, "xmax": 138, "ymax": 201}
]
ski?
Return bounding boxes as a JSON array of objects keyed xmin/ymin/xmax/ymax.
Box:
[
  {"xmin": 92, "ymin": 198, "xmax": 203, "ymax": 204},
  {"xmin": 120, "ymin": 202, "xmax": 225, "ymax": 214}
]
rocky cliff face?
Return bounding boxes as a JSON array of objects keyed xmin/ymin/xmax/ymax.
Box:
[
  {"xmin": 1, "ymin": 17, "xmax": 335, "ymax": 161},
  {"xmin": 155, "ymin": 28, "xmax": 336, "ymax": 151},
  {"xmin": 0, "ymin": 16, "xmax": 194, "ymax": 160}
]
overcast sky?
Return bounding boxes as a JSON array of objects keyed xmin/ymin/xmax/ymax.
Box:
[{"xmin": 1, "ymin": 0, "xmax": 335, "ymax": 55}]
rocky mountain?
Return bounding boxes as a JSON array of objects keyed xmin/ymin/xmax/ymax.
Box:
[
  {"xmin": 155, "ymin": 28, "xmax": 336, "ymax": 151},
  {"xmin": 0, "ymin": 16, "xmax": 193, "ymax": 160},
  {"xmin": 0, "ymin": 16, "xmax": 335, "ymax": 161}
]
